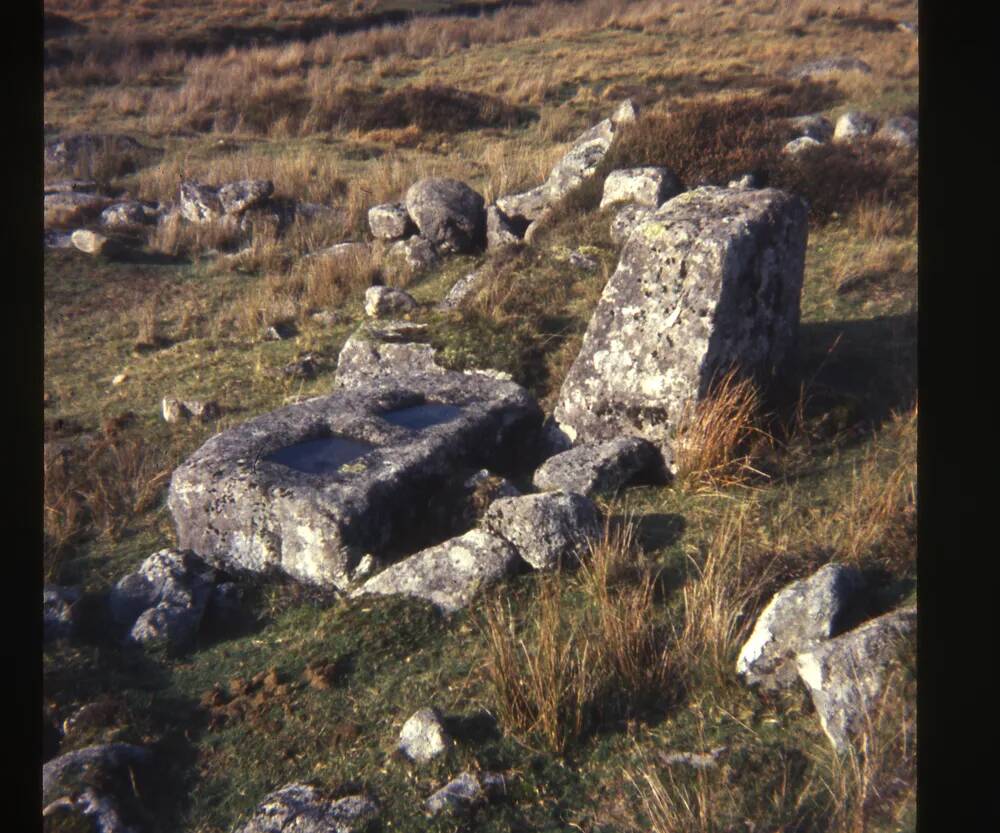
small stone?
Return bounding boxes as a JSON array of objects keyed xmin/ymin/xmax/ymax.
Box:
[
  {"xmin": 70, "ymin": 229, "xmax": 110, "ymax": 255},
  {"xmin": 111, "ymin": 371, "xmax": 128, "ymax": 386},
  {"xmin": 833, "ymin": 111, "xmax": 879, "ymax": 143},
  {"xmin": 398, "ymin": 707, "xmax": 450, "ymax": 763},
  {"xmin": 162, "ymin": 397, "xmax": 189, "ymax": 423},
  {"xmin": 101, "ymin": 201, "xmax": 157, "ymax": 228},
  {"xmin": 789, "ymin": 56, "xmax": 872, "ymax": 80},
  {"xmin": 486, "ymin": 204, "xmax": 524, "ymax": 250},
  {"xmin": 280, "ymin": 355, "xmax": 318, "ymax": 379},
  {"xmin": 44, "ymin": 585, "xmax": 81, "ymax": 643},
  {"xmin": 179, "ymin": 182, "xmax": 223, "ymax": 223},
  {"xmin": 364, "ymin": 286, "xmax": 418, "ymax": 318},
  {"xmin": 218, "ymin": 179, "xmax": 274, "ymax": 215},
  {"xmin": 235, "ymin": 784, "xmax": 378, "ymax": 833},
  {"xmin": 783, "ymin": 136, "xmax": 823, "ymax": 155},
  {"xmin": 405, "ymin": 178, "xmax": 486, "ymax": 254},
  {"xmin": 438, "ymin": 268, "xmax": 489, "ymax": 310},
  {"xmin": 425, "ymin": 771, "xmax": 504, "ymax": 816},
  {"xmin": 611, "ymin": 98, "xmax": 639, "ymax": 126},
  {"xmin": 368, "ymin": 202, "xmax": 414, "ymax": 240},
  {"xmin": 387, "ymin": 236, "xmax": 439, "ymax": 275},
  {"xmin": 186, "ymin": 400, "xmax": 220, "ymax": 422}
]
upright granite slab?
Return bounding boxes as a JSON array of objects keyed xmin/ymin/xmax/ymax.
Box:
[
  {"xmin": 168, "ymin": 372, "xmax": 542, "ymax": 590},
  {"xmin": 553, "ymin": 186, "xmax": 807, "ymax": 468}
]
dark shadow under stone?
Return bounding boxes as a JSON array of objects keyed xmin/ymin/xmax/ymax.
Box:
[
  {"xmin": 264, "ymin": 436, "xmax": 374, "ymax": 475},
  {"xmin": 380, "ymin": 403, "xmax": 462, "ymax": 430}
]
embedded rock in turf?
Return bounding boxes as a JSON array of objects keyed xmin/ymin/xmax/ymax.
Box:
[
  {"xmin": 352, "ymin": 529, "xmax": 520, "ymax": 613},
  {"xmin": 833, "ymin": 111, "xmax": 879, "ymax": 143},
  {"xmin": 736, "ymin": 563, "xmax": 867, "ymax": 690},
  {"xmin": 364, "ymin": 285, "xmax": 418, "ymax": 318},
  {"xmin": 425, "ymin": 771, "xmax": 506, "ymax": 815},
  {"xmin": 405, "ymin": 178, "xmax": 486, "ymax": 254},
  {"xmin": 532, "ymin": 437, "xmax": 662, "ymax": 497},
  {"xmin": 398, "ymin": 707, "xmax": 450, "ymax": 763},
  {"xmin": 553, "ymin": 186, "xmax": 808, "ymax": 471},
  {"xmin": 796, "ymin": 606, "xmax": 916, "ymax": 751},
  {"xmin": 168, "ymin": 372, "xmax": 543, "ymax": 589},
  {"xmin": 236, "ymin": 784, "xmax": 378, "ymax": 833},
  {"xmin": 600, "ymin": 167, "xmax": 682, "ymax": 210}
]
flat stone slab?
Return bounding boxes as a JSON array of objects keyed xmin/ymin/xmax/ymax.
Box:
[
  {"xmin": 352, "ymin": 529, "xmax": 520, "ymax": 613},
  {"xmin": 168, "ymin": 372, "xmax": 542, "ymax": 589},
  {"xmin": 532, "ymin": 437, "xmax": 662, "ymax": 497},
  {"xmin": 336, "ymin": 322, "xmax": 444, "ymax": 387},
  {"xmin": 553, "ymin": 186, "xmax": 807, "ymax": 468}
]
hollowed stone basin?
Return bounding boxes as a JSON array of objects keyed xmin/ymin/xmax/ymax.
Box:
[{"xmin": 168, "ymin": 371, "xmax": 542, "ymax": 589}]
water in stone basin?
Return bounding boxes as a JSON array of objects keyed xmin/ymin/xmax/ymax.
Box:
[
  {"xmin": 380, "ymin": 403, "xmax": 462, "ymax": 430},
  {"xmin": 263, "ymin": 436, "xmax": 374, "ymax": 475}
]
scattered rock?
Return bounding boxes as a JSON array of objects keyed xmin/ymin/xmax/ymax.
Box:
[
  {"xmin": 354, "ymin": 529, "xmax": 521, "ymax": 613},
  {"xmin": 783, "ymin": 136, "xmax": 824, "ymax": 155},
  {"xmin": 263, "ymin": 323, "xmax": 295, "ymax": 341},
  {"xmin": 101, "ymin": 201, "xmax": 158, "ymax": 228},
  {"xmin": 533, "ymin": 436, "xmax": 661, "ymax": 497},
  {"xmin": 545, "ymin": 118, "xmax": 615, "ymax": 202},
  {"xmin": 45, "ymin": 191, "xmax": 112, "ymax": 229},
  {"xmin": 336, "ymin": 322, "xmax": 443, "ymax": 386},
  {"xmin": 169, "ymin": 371, "xmax": 542, "ymax": 589},
  {"xmin": 833, "ymin": 111, "xmax": 879, "ymax": 143},
  {"xmin": 875, "ymin": 115, "xmax": 918, "ymax": 149},
  {"xmin": 611, "ymin": 98, "xmax": 640, "ymax": 126},
  {"xmin": 218, "ymin": 179, "xmax": 274, "ymax": 215},
  {"xmin": 364, "ymin": 285, "xmax": 418, "ymax": 318},
  {"xmin": 179, "ymin": 181, "xmax": 224, "ymax": 223},
  {"xmin": 405, "ymin": 178, "xmax": 486, "ymax": 254},
  {"xmin": 368, "ymin": 202, "xmax": 415, "ymax": 240},
  {"xmin": 609, "ymin": 203, "xmax": 656, "ymax": 247},
  {"xmin": 44, "ymin": 585, "xmax": 81, "ymax": 642},
  {"xmin": 486, "ymin": 204, "xmax": 524, "ymax": 250},
  {"xmin": 71, "ymin": 229, "xmax": 110, "ymax": 255},
  {"xmin": 235, "ymin": 784, "xmax": 378, "ymax": 833},
  {"xmin": 727, "ymin": 172, "xmax": 762, "ymax": 189},
  {"xmin": 399, "ymin": 707, "xmax": 450, "ymax": 763},
  {"xmin": 495, "ymin": 184, "xmax": 551, "ymax": 226},
  {"xmin": 388, "ymin": 235, "xmax": 439, "ymax": 275},
  {"xmin": 789, "ymin": 114, "xmax": 834, "ymax": 142},
  {"xmin": 552, "ymin": 187, "xmax": 808, "ymax": 471},
  {"xmin": 600, "ymin": 167, "xmax": 682, "ymax": 210},
  {"xmin": 796, "ymin": 606, "xmax": 916, "ymax": 751},
  {"xmin": 789, "ymin": 56, "xmax": 872, "ymax": 79},
  {"xmin": 312, "ymin": 309, "xmax": 345, "ymax": 326},
  {"xmin": 483, "ymin": 491, "xmax": 600, "ymax": 570},
  {"xmin": 438, "ymin": 268, "xmax": 489, "ymax": 310},
  {"xmin": 736, "ymin": 563, "xmax": 867, "ymax": 690},
  {"xmin": 425, "ymin": 771, "xmax": 505, "ymax": 816}
]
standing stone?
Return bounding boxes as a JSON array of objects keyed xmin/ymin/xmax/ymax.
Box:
[
  {"xmin": 552, "ymin": 187, "xmax": 808, "ymax": 470},
  {"xmin": 796, "ymin": 606, "xmax": 916, "ymax": 751},
  {"xmin": 736, "ymin": 563, "xmax": 867, "ymax": 690},
  {"xmin": 71, "ymin": 229, "xmax": 110, "ymax": 256},
  {"xmin": 364, "ymin": 286, "xmax": 418, "ymax": 318},
  {"xmin": 544, "ymin": 119, "xmax": 616, "ymax": 202},
  {"xmin": 833, "ymin": 111, "xmax": 879, "ymax": 143},
  {"xmin": 600, "ymin": 167, "xmax": 682, "ymax": 210},
  {"xmin": 368, "ymin": 202, "xmax": 415, "ymax": 240},
  {"xmin": 611, "ymin": 98, "xmax": 639, "ymax": 126},
  {"xmin": 398, "ymin": 707, "xmax": 450, "ymax": 763},
  {"xmin": 482, "ymin": 491, "xmax": 601, "ymax": 570},
  {"xmin": 405, "ymin": 178, "xmax": 486, "ymax": 254}
]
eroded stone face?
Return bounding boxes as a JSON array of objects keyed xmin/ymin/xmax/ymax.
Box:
[
  {"xmin": 553, "ymin": 186, "xmax": 808, "ymax": 470},
  {"xmin": 168, "ymin": 372, "xmax": 542, "ymax": 590}
]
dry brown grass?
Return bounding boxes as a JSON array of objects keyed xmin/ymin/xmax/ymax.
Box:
[
  {"xmin": 673, "ymin": 369, "xmax": 772, "ymax": 492},
  {"xmin": 148, "ymin": 212, "xmax": 245, "ymax": 258}
]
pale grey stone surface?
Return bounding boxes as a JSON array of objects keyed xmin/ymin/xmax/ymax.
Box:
[
  {"xmin": 600, "ymin": 167, "xmax": 682, "ymax": 210},
  {"xmin": 101, "ymin": 201, "xmax": 158, "ymax": 228},
  {"xmin": 388, "ymin": 235, "xmax": 439, "ymax": 274},
  {"xmin": 71, "ymin": 229, "xmax": 110, "ymax": 255},
  {"xmin": 398, "ymin": 707, "xmax": 450, "ymax": 763},
  {"xmin": 179, "ymin": 181, "xmax": 224, "ymax": 223},
  {"xmin": 405, "ymin": 178, "xmax": 486, "ymax": 254},
  {"xmin": 425, "ymin": 771, "xmax": 505, "ymax": 815},
  {"xmin": 368, "ymin": 202, "xmax": 414, "ymax": 240},
  {"xmin": 495, "ymin": 184, "xmax": 551, "ymax": 225},
  {"xmin": 610, "ymin": 203, "xmax": 656, "ymax": 247},
  {"xmin": 789, "ymin": 56, "xmax": 872, "ymax": 79},
  {"xmin": 353, "ymin": 529, "xmax": 520, "ymax": 613},
  {"xmin": 736, "ymin": 563, "xmax": 867, "ymax": 690},
  {"xmin": 336, "ymin": 322, "xmax": 443, "ymax": 387},
  {"xmin": 833, "ymin": 111, "xmax": 879, "ymax": 143},
  {"xmin": 235, "ymin": 784, "xmax": 378, "ymax": 833},
  {"xmin": 532, "ymin": 437, "xmax": 661, "ymax": 497},
  {"xmin": 169, "ymin": 372, "xmax": 542, "ymax": 589},
  {"xmin": 545, "ymin": 119, "xmax": 615, "ymax": 201},
  {"xmin": 783, "ymin": 136, "xmax": 824, "ymax": 155},
  {"xmin": 553, "ymin": 187, "xmax": 808, "ymax": 470},
  {"xmin": 483, "ymin": 491, "xmax": 601, "ymax": 570},
  {"xmin": 796, "ymin": 606, "xmax": 916, "ymax": 751},
  {"xmin": 364, "ymin": 286, "xmax": 418, "ymax": 318},
  {"xmin": 438, "ymin": 268, "xmax": 489, "ymax": 310},
  {"xmin": 611, "ymin": 98, "xmax": 639, "ymax": 126},
  {"xmin": 218, "ymin": 179, "xmax": 274, "ymax": 215}
]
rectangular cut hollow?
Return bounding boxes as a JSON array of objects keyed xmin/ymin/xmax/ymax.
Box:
[
  {"xmin": 264, "ymin": 436, "xmax": 375, "ymax": 475},
  {"xmin": 167, "ymin": 371, "xmax": 542, "ymax": 590}
]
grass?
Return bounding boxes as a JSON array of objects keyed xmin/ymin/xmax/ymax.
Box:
[{"xmin": 43, "ymin": 0, "xmax": 918, "ymax": 830}]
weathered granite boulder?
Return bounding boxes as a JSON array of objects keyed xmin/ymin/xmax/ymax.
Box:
[
  {"xmin": 388, "ymin": 235, "xmax": 439, "ymax": 274},
  {"xmin": 736, "ymin": 563, "xmax": 867, "ymax": 690},
  {"xmin": 783, "ymin": 136, "xmax": 824, "ymax": 155},
  {"xmin": 364, "ymin": 285, "xmax": 418, "ymax": 318},
  {"xmin": 353, "ymin": 529, "xmax": 520, "ymax": 613},
  {"xmin": 486, "ymin": 205, "xmax": 524, "ymax": 250},
  {"xmin": 336, "ymin": 322, "xmax": 444, "ymax": 387},
  {"xmin": 796, "ymin": 606, "xmax": 916, "ymax": 751},
  {"xmin": 398, "ymin": 707, "xmax": 450, "ymax": 763},
  {"xmin": 876, "ymin": 116, "xmax": 918, "ymax": 149},
  {"xmin": 44, "ymin": 585, "xmax": 81, "ymax": 643},
  {"xmin": 110, "ymin": 549, "xmax": 215, "ymax": 649},
  {"xmin": 438, "ymin": 268, "xmax": 489, "ymax": 310},
  {"xmin": 45, "ymin": 191, "xmax": 112, "ymax": 229},
  {"xmin": 833, "ymin": 111, "xmax": 879, "ymax": 143},
  {"xmin": 168, "ymin": 372, "xmax": 543, "ymax": 589},
  {"xmin": 495, "ymin": 184, "xmax": 551, "ymax": 226},
  {"xmin": 405, "ymin": 178, "xmax": 486, "ymax": 254},
  {"xmin": 788, "ymin": 56, "xmax": 872, "ymax": 79},
  {"xmin": 610, "ymin": 204, "xmax": 657, "ymax": 246},
  {"xmin": 235, "ymin": 784, "xmax": 378, "ymax": 833},
  {"xmin": 553, "ymin": 187, "xmax": 808, "ymax": 469},
  {"xmin": 179, "ymin": 182, "xmax": 224, "ymax": 223},
  {"xmin": 600, "ymin": 167, "xmax": 682, "ymax": 210},
  {"xmin": 483, "ymin": 491, "xmax": 601, "ymax": 570},
  {"xmin": 42, "ymin": 743, "xmax": 152, "ymax": 833},
  {"xmin": 789, "ymin": 114, "xmax": 834, "ymax": 142},
  {"xmin": 368, "ymin": 202, "xmax": 415, "ymax": 240},
  {"xmin": 71, "ymin": 229, "xmax": 110, "ymax": 255},
  {"xmin": 545, "ymin": 118, "xmax": 616, "ymax": 201},
  {"xmin": 101, "ymin": 201, "xmax": 158, "ymax": 228},
  {"xmin": 426, "ymin": 771, "xmax": 506, "ymax": 816},
  {"xmin": 218, "ymin": 179, "xmax": 274, "ymax": 215},
  {"xmin": 532, "ymin": 437, "xmax": 661, "ymax": 497}
]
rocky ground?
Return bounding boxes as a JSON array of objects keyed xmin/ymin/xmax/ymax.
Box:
[{"xmin": 43, "ymin": 2, "xmax": 917, "ymax": 831}]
